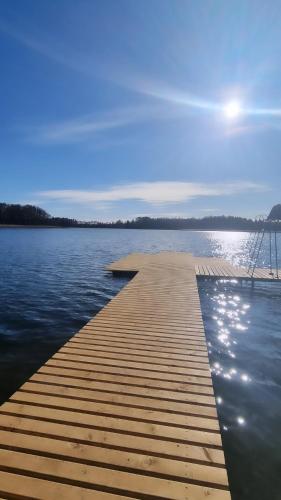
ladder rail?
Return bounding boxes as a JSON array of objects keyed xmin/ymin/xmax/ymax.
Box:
[
  {"xmin": 250, "ymin": 229, "xmax": 265, "ymax": 278},
  {"xmin": 248, "ymin": 229, "xmax": 262, "ymax": 274}
]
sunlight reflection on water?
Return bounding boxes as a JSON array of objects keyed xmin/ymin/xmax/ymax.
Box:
[
  {"xmin": 199, "ymin": 278, "xmax": 281, "ymax": 500},
  {"xmin": 206, "ymin": 231, "xmax": 250, "ymax": 266},
  {"xmin": 205, "ymin": 230, "xmax": 281, "ymax": 269},
  {"xmin": 208, "ymin": 281, "xmax": 252, "ymax": 428}
]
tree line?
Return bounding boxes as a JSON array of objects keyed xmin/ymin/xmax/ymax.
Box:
[
  {"xmin": 91, "ymin": 215, "xmax": 280, "ymax": 230},
  {"xmin": 1, "ymin": 202, "xmax": 281, "ymax": 230},
  {"xmin": 0, "ymin": 203, "xmax": 78, "ymax": 227}
]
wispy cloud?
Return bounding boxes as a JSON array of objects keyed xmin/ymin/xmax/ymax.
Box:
[
  {"xmin": 3, "ymin": 18, "xmax": 281, "ymax": 123},
  {"xmin": 25, "ymin": 108, "xmax": 140, "ymax": 144},
  {"xmin": 0, "ymin": 20, "xmax": 219, "ymax": 117},
  {"xmin": 4, "ymin": 16, "xmax": 281, "ymax": 143},
  {"xmin": 199, "ymin": 208, "xmax": 220, "ymax": 213},
  {"xmin": 104, "ymin": 68, "xmax": 221, "ymax": 113},
  {"xmin": 0, "ymin": 19, "xmax": 91, "ymax": 75},
  {"xmin": 23, "ymin": 103, "xmax": 191, "ymax": 144},
  {"xmin": 106, "ymin": 67, "xmax": 281, "ymax": 120},
  {"xmin": 38, "ymin": 181, "xmax": 268, "ymax": 206}
]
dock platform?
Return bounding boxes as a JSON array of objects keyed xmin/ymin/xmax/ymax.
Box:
[
  {"xmin": 0, "ymin": 252, "xmax": 278, "ymax": 499},
  {"xmin": 108, "ymin": 252, "xmax": 281, "ymax": 281}
]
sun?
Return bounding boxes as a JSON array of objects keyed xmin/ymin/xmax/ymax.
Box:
[{"xmin": 223, "ymin": 100, "xmax": 242, "ymax": 119}]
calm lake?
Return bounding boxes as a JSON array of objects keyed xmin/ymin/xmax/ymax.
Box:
[{"xmin": 0, "ymin": 228, "xmax": 281, "ymax": 500}]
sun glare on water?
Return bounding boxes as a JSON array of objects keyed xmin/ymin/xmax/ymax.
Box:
[{"xmin": 223, "ymin": 100, "xmax": 242, "ymax": 119}]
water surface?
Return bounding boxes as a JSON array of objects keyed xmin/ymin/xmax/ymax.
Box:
[
  {"xmin": 199, "ymin": 279, "xmax": 281, "ymax": 500},
  {"xmin": 0, "ymin": 228, "xmax": 280, "ymax": 499}
]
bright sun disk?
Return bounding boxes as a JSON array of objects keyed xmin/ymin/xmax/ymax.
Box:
[{"xmin": 223, "ymin": 100, "xmax": 242, "ymax": 119}]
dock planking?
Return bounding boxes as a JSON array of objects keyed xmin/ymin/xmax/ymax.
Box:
[
  {"xmin": 0, "ymin": 251, "xmax": 265, "ymax": 499},
  {"xmin": 108, "ymin": 252, "xmax": 281, "ymax": 282}
]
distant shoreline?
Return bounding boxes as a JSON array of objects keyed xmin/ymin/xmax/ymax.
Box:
[
  {"xmin": 0, "ymin": 224, "xmax": 63, "ymax": 228},
  {"xmin": 0, "ymin": 224, "xmax": 256, "ymax": 232},
  {"xmin": 2, "ymin": 202, "xmax": 279, "ymax": 231}
]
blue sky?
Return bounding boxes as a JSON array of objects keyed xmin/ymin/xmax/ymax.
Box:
[{"xmin": 0, "ymin": 0, "xmax": 280, "ymax": 221}]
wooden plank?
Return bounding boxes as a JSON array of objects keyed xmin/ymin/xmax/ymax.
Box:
[
  {"xmin": 0, "ymin": 251, "xmax": 232, "ymax": 499},
  {"xmin": 0, "ymin": 471, "xmax": 128, "ymax": 499},
  {"xmin": 0, "ymin": 427, "xmax": 228, "ymax": 484},
  {"xmin": 194, "ymin": 256, "xmax": 281, "ymax": 282},
  {"xmin": 78, "ymin": 328, "xmax": 207, "ymax": 342},
  {"xmin": 0, "ymin": 448, "xmax": 230, "ymax": 499},
  {"xmin": 69, "ymin": 331, "xmax": 207, "ymax": 347},
  {"xmin": 11, "ymin": 389, "xmax": 220, "ymax": 430},
  {"xmin": 52, "ymin": 352, "xmax": 211, "ymax": 377},
  {"xmin": 0, "ymin": 448, "xmax": 226, "ymax": 499},
  {"xmin": 71, "ymin": 334, "xmax": 208, "ymax": 351},
  {"xmin": 88, "ymin": 319, "xmax": 206, "ymax": 335},
  {"xmin": 66, "ymin": 340, "xmax": 210, "ymax": 363},
  {"xmin": 59, "ymin": 345, "xmax": 210, "ymax": 369},
  {"xmin": 46, "ymin": 358, "xmax": 213, "ymax": 386},
  {"xmin": 20, "ymin": 381, "xmax": 218, "ymax": 417},
  {"xmin": 80, "ymin": 325, "xmax": 207, "ymax": 341},
  {"xmin": 0, "ymin": 402, "xmax": 222, "ymax": 448},
  {"xmin": 30, "ymin": 372, "xmax": 214, "ymax": 405},
  {"xmin": 39, "ymin": 365, "xmax": 214, "ymax": 395}
]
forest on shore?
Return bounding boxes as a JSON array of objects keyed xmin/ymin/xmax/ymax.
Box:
[
  {"xmin": 0, "ymin": 203, "xmax": 78, "ymax": 227},
  {"xmin": 1, "ymin": 202, "xmax": 280, "ymax": 230}
]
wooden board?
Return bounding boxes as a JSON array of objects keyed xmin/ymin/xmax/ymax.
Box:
[
  {"xmin": 0, "ymin": 251, "xmax": 231, "ymax": 499},
  {"xmin": 108, "ymin": 252, "xmax": 281, "ymax": 282}
]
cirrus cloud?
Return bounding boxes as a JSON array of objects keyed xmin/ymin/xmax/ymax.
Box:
[{"xmin": 38, "ymin": 181, "xmax": 268, "ymax": 206}]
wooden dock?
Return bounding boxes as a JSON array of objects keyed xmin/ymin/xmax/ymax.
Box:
[
  {"xmin": 108, "ymin": 252, "xmax": 281, "ymax": 281},
  {"xmin": 2, "ymin": 251, "xmax": 278, "ymax": 499}
]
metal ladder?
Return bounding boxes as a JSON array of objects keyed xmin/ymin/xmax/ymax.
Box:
[{"xmin": 247, "ymin": 220, "xmax": 279, "ymax": 279}]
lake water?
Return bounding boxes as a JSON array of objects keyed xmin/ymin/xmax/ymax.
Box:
[{"xmin": 0, "ymin": 228, "xmax": 281, "ymax": 499}]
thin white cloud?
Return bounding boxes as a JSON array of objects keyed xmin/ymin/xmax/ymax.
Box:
[
  {"xmin": 38, "ymin": 181, "xmax": 268, "ymax": 206},
  {"xmin": 0, "ymin": 19, "xmax": 91, "ymax": 75},
  {"xmin": 23, "ymin": 103, "xmax": 191, "ymax": 144},
  {"xmin": 106, "ymin": 67, "xmax": 281, "ymax": 119},
  {"xmin": 0, "ymin": 20, "xmax": 219, "ymax": 118},
  {"xmin": 104, "ymin": 68, "xmax": 220, "ymax": 113},
  {"xmin": 199, "ymin": 208, "xmax": 220, "ymax": 213},
  {"xmin": 3, "ymin": 19, "xmax": 281, "ymax": 122},
  {"xmin": 25, "ymin": 109, "xmax": 139, "ymax": 144}
]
